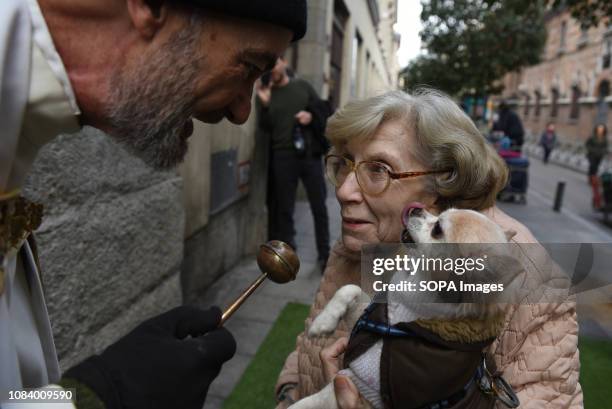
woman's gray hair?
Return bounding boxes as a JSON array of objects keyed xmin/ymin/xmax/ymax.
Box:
[{"xmin": 326, "ymin": 88, "xmax": 508, "ymax": 210}]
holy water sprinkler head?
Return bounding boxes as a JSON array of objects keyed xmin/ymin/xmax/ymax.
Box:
[
  {"xmin": 257, "ymin": 240, "xmax": 299, "ymax": 283},
  {"xmin": 220, "ymin": 241, "xmax": 300, "ymax": 325}
]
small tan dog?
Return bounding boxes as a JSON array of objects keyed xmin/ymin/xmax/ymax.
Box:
[{"xmin": 289, "ymin": 206, "xmax": 519, "ymax": 409}]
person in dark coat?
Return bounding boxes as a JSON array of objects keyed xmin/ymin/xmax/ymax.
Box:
[
  {"xmin": 256, "ymin": 57, "xmax": 331, "ymax": 271},
  {"xmin": 539, "ymin": 122, "xmax": 557, "ymax": 164},
  {"xmin": 492, "ymin": 100, "xmax": 525, "ymax": 151},
  {"xmin": 586, "ymin": 124, "xmax": 609, "ymax": 209}
]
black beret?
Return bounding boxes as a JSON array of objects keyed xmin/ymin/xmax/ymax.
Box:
[{"xmin": 182, "ymin": 0, "xmax": 307, "ymax": 41}]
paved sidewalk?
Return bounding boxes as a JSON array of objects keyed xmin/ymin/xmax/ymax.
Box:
[
  {"xmin": 497, "ymin": 187, "xmax": 612, "ymax": 243},
  {"xmin": 523, "ymin": 147, "xmax": 612, "ymax": 228},
  {"xmin": 199, "ymin": 192, "xmax": 341, "ymax": 409}
]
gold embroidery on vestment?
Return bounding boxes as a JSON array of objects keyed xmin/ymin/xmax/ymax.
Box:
[{"xmin": 0, "ymin": 194, "xmax": 44, "ymax": 255}]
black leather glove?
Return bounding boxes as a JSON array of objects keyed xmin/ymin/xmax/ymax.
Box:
[{"xmin": 64, "ymin": 306, "xmax": 235, "ymax": 409}]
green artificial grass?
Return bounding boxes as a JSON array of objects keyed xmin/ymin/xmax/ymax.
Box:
[
  {"xmin": 579, "ymin": 336, "xmax": 612, "ymax": 408},
  {"xmin": 223, "ymin": 302, "xmax": 310, "ymax": 409},
  {"xmin": 223, "ymin": 308, "xmax": 612, "ymax": 409}
]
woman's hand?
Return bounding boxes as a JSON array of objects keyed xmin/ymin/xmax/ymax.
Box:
[
  {"xmin": 295, "ymin": 110, "xmax": 313, "ymax": 125},
  {"xmin": 333, "ymin": 376, "xmax": 368, "ymax": 409},
  {"xmin": 320, "ymin": 337, "xmax": 348, "ymax": 383},
  {"xmin": 320, "ymin": 338, "xmax": 369, "ymax": 409},
  {"xmin": 255, "ymin": 80, "xmax": 271, "ymax": 107}
]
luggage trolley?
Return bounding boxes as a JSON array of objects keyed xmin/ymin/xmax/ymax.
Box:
[
  {"xmin": 600, "ymin": 171, "xmax": 612, "ymax": 222},
  {"xmin": 498, "ymin": 150, "xmax": 529, "ymax": 205}
]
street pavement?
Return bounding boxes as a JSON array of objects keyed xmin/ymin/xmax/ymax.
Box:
[
  {"xmin": 522, "ymin": 150, "xmax": 612, "ymax": 238},
  {"xmin": 497, "ymin": 152, "xmax": 612, "ymax": 243},
  {"xmin": 201, "ymin": 159, "xmax": 612, "ymax": 409}
]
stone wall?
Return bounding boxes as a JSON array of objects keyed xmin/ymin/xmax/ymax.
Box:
[{"xmin": 23, "ymin": 127, "xmax": 184, "ymax": 371}]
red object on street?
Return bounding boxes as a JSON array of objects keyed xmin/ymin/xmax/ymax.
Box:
[
  {"xmin": 498, "ymin": 150, "xmax": 521, "ymax": 159},
  {"xmin": 590, "ymin": 175, "xmax": 602, "ymax": 210}
]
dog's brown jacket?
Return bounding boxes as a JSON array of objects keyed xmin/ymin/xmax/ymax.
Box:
[
  {"xmin": 275, "ymin": 207, "xmax": 583, "ymax": 409},
  {"xmin": 343, "ymin": 303, "xmax": 496, "ymax": 409}
]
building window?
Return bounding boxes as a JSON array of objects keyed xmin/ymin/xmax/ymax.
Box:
[
  {"xmin": 603, "ymin": 40, "xmax": 611, "ymax": 70},
  {"xmin": 367, "ymin": 0, "xmax": 380, "ymax": 27},
  {"xmin": 330, "ymin": 0, "xmax": 349, "ymax": 110},
  {"xmin": 559, "ymin": 21, "xmax": 567, "ymax": 54},
  {"xmin": 535, "ymin": 91, "xmax": 541, "ymax": 117},
  {"xmin": 596, "ymin": 80, "xmax": 609, "ymax": 126},
  {"xmin": 289, "ymin": 43, "xmax": 299, "ymax": 72},
  {"xmin": 364, "ymin": 51, "xmax": 371, "ymax": 95},
  {"xmin": 524, "ymin": 94, "xmax": 531, "ymax": 117},
  {"xmin": 577, "ymin": 25, "xmax": 588, "ymax": 48},
  {"xmin": 599, "ymin": 80, "xmax": 610, "ymax": 100},
  {"xmin": 570, "ymin": 86, "xmax": 581, "ymax": 119},
  {"xmin": 551, "ymin": 88, "xmax": 559, "ymax": 117},
  {"xmin": 350, "ymin": 32, "xmax": 363, "ymax": 98}
]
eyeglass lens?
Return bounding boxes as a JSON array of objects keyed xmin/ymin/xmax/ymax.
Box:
[{"xmin": 326, "ymin": 156, "xmax": 389, "ymax": 195}]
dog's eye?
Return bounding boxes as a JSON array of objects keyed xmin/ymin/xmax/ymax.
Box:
[{"xmin": 431, "ymin": 221, "xmax": 443, "ymax": 239}]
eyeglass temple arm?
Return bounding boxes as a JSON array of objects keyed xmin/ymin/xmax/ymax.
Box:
[{"xmin": 389, "ymin": 169, "xmax": 452, "ymax": 179}]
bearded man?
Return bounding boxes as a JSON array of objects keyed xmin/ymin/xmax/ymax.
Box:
[{"xmin": 0, "ymin": 0, "xmax": 305, "ymax": 408}]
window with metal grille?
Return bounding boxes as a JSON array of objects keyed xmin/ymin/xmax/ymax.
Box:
[
  {"xmin": 570, "ymin": 86, "xmax": 581, "ymax": 119},
  {"xmin": 551, "ymin": 88, "xmax": 559, "ymax": 117}
]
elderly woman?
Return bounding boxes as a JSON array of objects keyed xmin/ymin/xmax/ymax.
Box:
[{"xmin": 274, "ymin": 89, "xmax": 582, "ymax": 408}]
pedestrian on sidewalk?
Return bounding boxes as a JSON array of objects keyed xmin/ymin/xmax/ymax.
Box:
[
  {"xmin": 0, "ymin": 0, "xmax": 306, "ymax": 408},
  {"xmin": 492, "ymin": 100, "xmax": 525, "ymax": 151},
  {"xmin": 275, "ymin": 89, "xmax": 582, "ymax": 409},
  {"xmin": 539, "ymin": 122, "xmax": 557, "ymax": 164},
  {"xmin": 585, "ymin": 123, "xmax": 608, "ymax": 209},
  {"xmin": 256, "ymin": 57, "xmax": 331, "ymax": 271}
]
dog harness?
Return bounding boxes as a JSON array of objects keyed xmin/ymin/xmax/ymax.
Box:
[{"xmin": 344, "ymin": 302, "xmax": 519, "ymax": 409}]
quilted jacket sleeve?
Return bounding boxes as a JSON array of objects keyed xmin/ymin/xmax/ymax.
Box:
[{"xmin": 492, "ymin": 302, "xmax": 583, "ymax": 409}]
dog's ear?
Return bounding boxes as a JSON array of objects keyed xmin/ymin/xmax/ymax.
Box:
[{"xmin": 504, "ymin": 229, "xmax": 517, "ymax": 241}]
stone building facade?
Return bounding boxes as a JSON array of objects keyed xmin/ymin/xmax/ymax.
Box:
[
  {"xmin": 500, "ymin": 10, "xmax": 611, "ymax": 144},
  {"xmin": 291, "ymin": 0, "xmax": 399, "ymax": 109},
  {"xmin": 23, "ymin": 2, "xmax": 400, "ymax": 369}
]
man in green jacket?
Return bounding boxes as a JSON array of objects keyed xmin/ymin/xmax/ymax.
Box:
[{"xmin": 256, "ymin": 57, "xmax": 331, "ymax": 272}]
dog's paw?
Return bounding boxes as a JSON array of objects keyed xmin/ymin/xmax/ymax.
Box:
[
  {"xmin": 336, "ymin": 284, "xmax": 364, "ymax": 302},
  {"xmin": 308, "ymin": 314, "xmax": 339, "ymax": 337}
]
